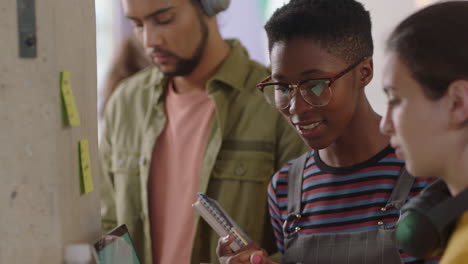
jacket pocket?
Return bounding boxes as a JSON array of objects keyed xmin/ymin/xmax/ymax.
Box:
[
  {"xmin": 211, "ymin": 146, "xmax": 275, "ymax": 183},
  {"xmin": 211, "ymin": 159, "xmax": 275, "ymax": 183},
  {"xmin": 110, "ymin": 153, "xmax": 142, "ymax": 219},
  {"xmin": 208, "ymin": 156, "xmax": 276, "ymax": 245}
]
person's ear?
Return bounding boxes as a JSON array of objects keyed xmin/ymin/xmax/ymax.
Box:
[
  {"xmin": 447, "ymin": 80, "xmax": 468, "ymax": 128},
  {"xmin": 359, "ymin": 57, "xmax": 373, "ymax": 88}
]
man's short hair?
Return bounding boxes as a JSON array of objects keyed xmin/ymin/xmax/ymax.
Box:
[{"xmin": 265, "ymin": 0, "xmax": 373, "ymax": 63}]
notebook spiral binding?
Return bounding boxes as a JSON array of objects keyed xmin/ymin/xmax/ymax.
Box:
[{"xmin": 193, "ymin": 193, "xmax": 251, "ymax": 252}]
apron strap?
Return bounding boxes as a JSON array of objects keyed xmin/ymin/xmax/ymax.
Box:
[
  {"xmin": 287, "ymin": 152, "xmax": 309, "ymax": 215},
  {"xmin": 385, "ymin": 167, "xmax": 415, "ymax": 210}
]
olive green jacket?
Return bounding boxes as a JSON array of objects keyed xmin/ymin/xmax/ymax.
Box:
[{"xmin": 100, "ymin": 39, "xmax": 307, "ymax": 264}]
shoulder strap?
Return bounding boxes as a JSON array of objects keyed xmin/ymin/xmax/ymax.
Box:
[
  {"xmin": 386, "ymin": 167, "xmax": 416, "ymax": 209},
  {"xmin": 287, "ymin": 152, "xmax": 309, "ymax": 215}
]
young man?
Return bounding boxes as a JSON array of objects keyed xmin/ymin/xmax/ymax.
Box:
[
  {"xmin": 218, "ymin": 0, "xmax": 438, "ymax": 263},
  {"xmin": 99, "ymin": 0, "xmax": 307, "ymax": 263}
]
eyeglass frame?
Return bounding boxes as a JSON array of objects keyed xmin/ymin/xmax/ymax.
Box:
[{"xmin": 256, "ymin": 56, "xmax": 368, "ymax": 109}]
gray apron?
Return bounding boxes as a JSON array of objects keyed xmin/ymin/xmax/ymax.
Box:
[{"xmin": 281, "ymin": 153, "xmax": 415, "ymax": 264}]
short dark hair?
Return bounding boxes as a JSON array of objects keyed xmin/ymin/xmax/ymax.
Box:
[
  {"xmin": 264, "ymin": 0, "xmax": 373, "ymax": 63},
  {"xmin": 387, "ymin": 1, "xmax": 468, "ymax": 100}
]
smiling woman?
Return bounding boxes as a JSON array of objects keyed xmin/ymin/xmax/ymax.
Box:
[{"xmin": 216, "ymin": 1, "xmax": 438, "ymax": 263}]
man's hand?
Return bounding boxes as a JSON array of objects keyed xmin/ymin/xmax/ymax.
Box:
[{"xmin": 216, "ymin": 235, "xmax": 278, "ymax": 264}]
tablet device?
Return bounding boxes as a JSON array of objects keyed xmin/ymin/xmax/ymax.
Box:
[{"xmin": 94, "ymin": 224, "xmax": 141, "ymax": 264}]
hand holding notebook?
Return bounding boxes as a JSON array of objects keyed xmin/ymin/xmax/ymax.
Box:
[{"xmin": 192, "ymin": 192, "xmax": 252, "ymax": 252}]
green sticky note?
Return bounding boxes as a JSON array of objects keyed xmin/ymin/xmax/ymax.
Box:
[
  {"xmin": 60, "ymin": 71, "xmax": 81, "ymax": 126},
  {"xmin": 79, "ymin": 139, "xmax": 93, "ymax": 194}
]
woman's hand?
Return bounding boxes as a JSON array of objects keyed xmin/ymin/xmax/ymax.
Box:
[{"xmin": 216, "ymin": 235, "xmax": 278, "ymax": 264}]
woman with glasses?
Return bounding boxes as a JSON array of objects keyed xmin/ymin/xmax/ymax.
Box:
[
  {"xmin": 217, "ymin": 0, "xmax": 438, "ymax": 263},
  {"xmin": 380, "ymin": 2, "xmax": 468, "ymax": 264}
]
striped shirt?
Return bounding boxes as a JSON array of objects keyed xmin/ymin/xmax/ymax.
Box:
[{"xmin": 268, "ymin": 146, "xmax": 439, "ymax": 264}]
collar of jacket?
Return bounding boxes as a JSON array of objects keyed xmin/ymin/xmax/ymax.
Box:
[{"xmin": 206, "ymin": 38, "xmax": 251, "ymax": 93}]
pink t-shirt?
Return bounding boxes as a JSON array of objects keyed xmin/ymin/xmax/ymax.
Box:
[{"xmin": 149, "ymin": 83, "xmax": 216, "ymax": 264}]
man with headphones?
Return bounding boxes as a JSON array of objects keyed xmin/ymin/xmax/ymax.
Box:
[{"xmin": 99, "ymin": 0, "xmax": 307, "ymax": 263}]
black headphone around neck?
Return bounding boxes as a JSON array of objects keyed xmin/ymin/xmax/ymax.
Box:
[
  {"xmin": 396, "ymin": 179, "xmax": 468, "ymax": 258},
  {"xmin": 200, "ymin": 0, "xmax": 230, "ymax": 16}
]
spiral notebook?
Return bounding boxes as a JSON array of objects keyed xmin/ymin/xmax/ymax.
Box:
[{"xmin": 192, "ymin": 193, "xmax": 251, "ymax": 251}]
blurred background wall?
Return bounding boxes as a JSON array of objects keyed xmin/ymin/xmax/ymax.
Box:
[{"xmin": 1, "ymin": 0, "xmax": 100, "ymax": 262}]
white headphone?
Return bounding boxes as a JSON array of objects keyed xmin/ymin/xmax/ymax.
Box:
[{"xmin": 200, "ymin": 0, "xmax": 231, "ymax": 16}]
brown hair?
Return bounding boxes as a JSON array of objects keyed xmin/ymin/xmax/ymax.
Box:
[
  {"xmin": 387, "ymin": 1, "xmax": 468, "ymax": 100},
  {"xmin": 101, "ymin": 35, "xmax": 150, "ymax": 115}
]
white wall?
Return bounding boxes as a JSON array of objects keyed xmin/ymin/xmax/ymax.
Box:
[
  {"xmin": 360, "ymin": 0, "xmax": 418, "ymax": 114},
  {"xmin": 362, "ymin": 0, "xmax": 439, "ymax": 114},
  {"xmin": 218, "ymin": 0, "xmax": 267, "ymax": 64}
]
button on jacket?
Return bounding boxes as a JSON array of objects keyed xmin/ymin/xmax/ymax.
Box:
[{"xmin": 100, "ymin": 39, "xmax": 308, "ymax": 264}]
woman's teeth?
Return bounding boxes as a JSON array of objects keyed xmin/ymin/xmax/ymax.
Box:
[{"xmin": 298, "ymin": 121, "xmax": 321, "ymax": 130}]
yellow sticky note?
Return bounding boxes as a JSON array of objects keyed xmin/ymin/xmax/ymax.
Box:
[
  {"xmin": 60, "ymin": 71, "xmax": 80, "ymax": 126},
  {"xmin": 79, "ymin": 139, "xmax": 94, "ymax": 194}
]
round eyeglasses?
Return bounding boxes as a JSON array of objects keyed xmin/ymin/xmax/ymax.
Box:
[{"xmin": 257, "ymin": 57, "xmax": 368, "ymax": 109}]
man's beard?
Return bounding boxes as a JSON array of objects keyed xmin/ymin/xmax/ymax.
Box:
[{"xmin": 151, "ymin": 13, "xmax": 209, "ymax": 77}]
